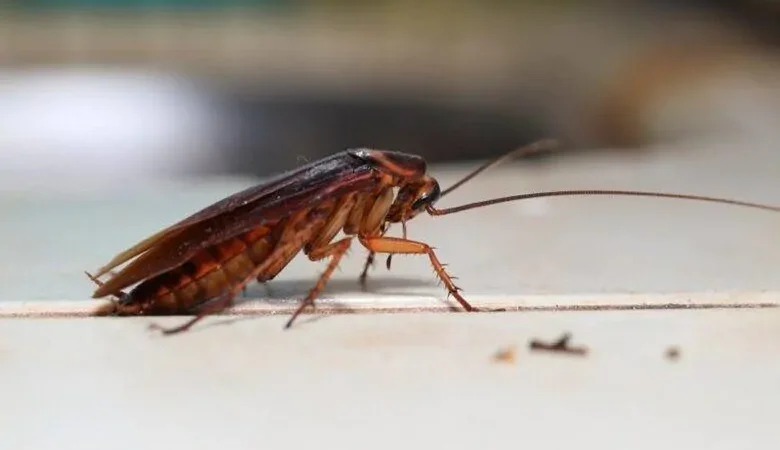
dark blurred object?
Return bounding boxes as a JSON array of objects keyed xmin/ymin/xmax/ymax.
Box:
[
  {"xmin": 218, "ymin": 95, "xmax": 547, "ymax": 177},
  {"xmin": 2, "ymin": 0, "xmax": 780, "ymax": 181},
  {"xmin": 686, "ymin": 0, "xmax": 780, "ymax": 45},
  {"xmin": 592, "ymin": 36, "xmax": 780, "ymax": 148},
  {"xmin": 15, "ymin": 0, "xmax": 288, "ymax": 8}
]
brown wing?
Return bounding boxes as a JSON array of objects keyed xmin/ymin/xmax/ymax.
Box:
[
  {"xmin": 93, "ymin": 151, "xmax": 364, "ymax": 277},
  {"xmin": 92, "ymin": 152, "xmax": 377, "ymax": 297}
]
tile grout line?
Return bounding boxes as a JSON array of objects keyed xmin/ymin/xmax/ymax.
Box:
[{"xmin": 1, "ymin": 292, "xmax": 778, "ymax": 318}]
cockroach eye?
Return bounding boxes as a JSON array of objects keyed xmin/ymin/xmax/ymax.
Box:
[{"xmin": 411, "ymin": 182, "xmax": 441, "ymax": 211}]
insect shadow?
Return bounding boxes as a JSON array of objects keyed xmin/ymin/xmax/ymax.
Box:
[
  {"xmin": 240, "ymin": 275, "xmax": 436, "ymax": 304},
  {"xmin": 154, "ymin": 275, "xmax": 441, "ymax": 333}
]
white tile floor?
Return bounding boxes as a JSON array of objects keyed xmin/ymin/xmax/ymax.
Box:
[{"xmin": 2, "ymin": 137, "xmax": 780, "ymax": 449}]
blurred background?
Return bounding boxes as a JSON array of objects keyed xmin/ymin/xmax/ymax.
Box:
[{"xmin": 1, "ymin": 0, "xmax": 779, "ymax": 187}]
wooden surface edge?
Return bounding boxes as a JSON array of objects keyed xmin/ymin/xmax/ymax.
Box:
[{"xmin": 1, "ymin": 291, "xmax": 778, "ymax": 318}]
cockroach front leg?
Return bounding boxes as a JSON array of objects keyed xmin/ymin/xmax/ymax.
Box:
[
  {"xmin": 286, "ymin": 238, "xmax": 353, "ymax": 329},
  {"xmin": 358, "ymin": 236, "xmax": 501, "ymax": 313},
  {"xmin": 358, "ymin": 222, "xmax": 391, "ymax": 289}
]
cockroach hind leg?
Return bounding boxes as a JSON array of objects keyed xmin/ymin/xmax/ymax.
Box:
[
  {"xmin": 148, "ymin": 320, "xmax": 193, "ymax": 336},
  {"xmin": 147, "ymin": 312, "xmax": 209, "ymax": 336},
  {"xmin": 149, "ymin": 292, "xmax": 237, "ymax": 335}
]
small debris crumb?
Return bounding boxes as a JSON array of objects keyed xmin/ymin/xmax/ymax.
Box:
[
  {"xmin": 665, "ymin": 346, "xmax": 681, "ymax": 361},
  {"xmin": 492, "ymin": 345, "xmax": 517, "ymax": 364},
  {"xmin": 529, "ymin": 332, "xmax": 588, "ymax": 356}
]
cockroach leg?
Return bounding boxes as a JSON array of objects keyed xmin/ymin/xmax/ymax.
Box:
[
  {"xmin": 359, "ymin": 222, "xmax": 391, "ymax": 287},
  {"xmin": 358, "ymin": 236, "xmax": 502, "ymax": 313},
  {"xmin": 149, "ymin": 252, "xmax": 283, "ymax": 334},
  {"xmin": 358, "ymin": 251, "xmax": 375, "ymax": 289},
  {"xmin": 149, "ymin": 292, "xmax": 237, "ymax": 335},
  {"xmin": 286, "ymin": 238, "xmax": 353, "ymax": 329}
]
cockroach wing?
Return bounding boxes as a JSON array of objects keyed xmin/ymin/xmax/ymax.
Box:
[
  {"xmin": 92, "ymin": 152, "xmax": 377, "ymax": 297},
  {"xmin": 94, "ymin": 151, "xmax": 368, "ymax": 277}
]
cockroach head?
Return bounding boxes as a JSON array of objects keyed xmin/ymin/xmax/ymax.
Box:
[
  {"xmin": 386, "ymin": 177, "xmax": 441, "ymax": 222},
  {"xmin": 349, "ymin": 148, "xmax": 441, "ymax": 222}
]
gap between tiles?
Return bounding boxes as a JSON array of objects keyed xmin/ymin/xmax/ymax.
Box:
[{"xmin": 1, "ymin": 292, "xmax": 778, "ymax": 318}]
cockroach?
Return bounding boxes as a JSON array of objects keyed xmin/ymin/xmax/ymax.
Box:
[{"xmin": 86, "ymin": 138, "xmax": 780, "ymax": 334}]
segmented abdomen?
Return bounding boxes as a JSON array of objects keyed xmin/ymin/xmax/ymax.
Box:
[
  {"xmin": 126, "ymin": 223, "xmax": 278, "ymax": 315},
  {"xmin": 113, "ymin": 189, "xmax": 382, "ymax": 316}
]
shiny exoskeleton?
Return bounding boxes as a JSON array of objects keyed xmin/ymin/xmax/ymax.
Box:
[{"xmin": 89, "ymin": 148, "xmax": 469, "ymax": 332}]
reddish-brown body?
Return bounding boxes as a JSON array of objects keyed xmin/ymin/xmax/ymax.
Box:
[
  {"xmin": 88, "ymin": 139, "xmax": 780, "ymax": 333},
  {"xmin": 88, "ymin": 146, "xmax": 465, "ymax": 332},
  {"xmin": 113, "ymin": 222, "xmax": 279, "ymax": 315},
  {"xmin": 108, "ymin": 185, "xmax": 400, "ymax": 317}
]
